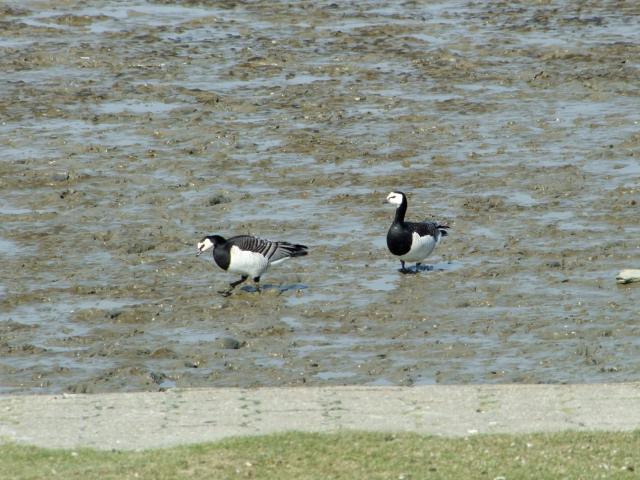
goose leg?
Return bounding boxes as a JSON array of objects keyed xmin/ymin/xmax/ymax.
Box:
[
  {"xmin": 415, "ymin": 262, "xmax": 421, "ymax": 272},
  {"xmin": 253, "ymin": 276, "xmax": 261, "ymax": 293},
  {"xmin": 400, "ymin": 261, "xmax": 409, "ymax": 274},
  {"xmin": 219, "ymin": 275, "xmax": 248, "ymax": 296}
]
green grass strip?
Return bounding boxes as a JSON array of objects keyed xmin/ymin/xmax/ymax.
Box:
[{"xmin": 1, "ymin": 431, "xmax": 638, "ymax": 479}]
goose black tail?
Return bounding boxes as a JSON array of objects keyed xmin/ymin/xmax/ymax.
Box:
[
  {"xmin": 286, "ymin": 243, "xmax": 309, "ymax": 257},
  {"xmin": 289, "ymin": 243, "xmax": 309, "ymax": 257},
  {"xmin": 438, "ymin": 225, "xmax": 450, "ymax": 237}
]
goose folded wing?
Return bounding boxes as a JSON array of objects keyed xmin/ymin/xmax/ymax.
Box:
[
  {"xmin": 407, "ymin": 221, "xmax": 445, "ymax": 238},
  {"xmin": 229, "ymin": 236, "xmax": 297, "ymax": 262}
]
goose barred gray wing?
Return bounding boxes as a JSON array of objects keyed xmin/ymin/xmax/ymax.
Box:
[
  {"xmin": 228, "ymin": 235, "xmax": 308, "ymax": 262},
  {"xmin": 407, "ymin": 221, "xmax": 449, "ymax": 238}
]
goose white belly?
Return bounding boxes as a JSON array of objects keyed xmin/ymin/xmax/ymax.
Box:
[
  {"xmin": 398, "ymin": 232, "xmax": 437, "ymax": 262},
  {"xmin": 227, "ymin": 246, "xmax": 269, "ymax": 278}
]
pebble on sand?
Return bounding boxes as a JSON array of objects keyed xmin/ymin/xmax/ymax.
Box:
[
  {"xmin": 216, "ymin": 337, "xmax": 243, "ymax": 350},
  {"xmin": 616, "ymin": 269, "xmax": 640, "ymax": 284}
]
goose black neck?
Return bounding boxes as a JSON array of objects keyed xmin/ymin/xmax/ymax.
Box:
[{"xmin": 394, "ymin": 196, "xmax": 407, "ymax": 224}]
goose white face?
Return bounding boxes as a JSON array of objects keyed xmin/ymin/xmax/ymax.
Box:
[
  {"xmin": 196, "ymin": 237, "xmax": 214, "ymax": 256},
  {"xmin": 386, "ymin": 191, "xmax": 403, "ymax": 206}
]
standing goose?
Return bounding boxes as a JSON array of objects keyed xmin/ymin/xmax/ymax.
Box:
[
  {"xmin": 196, "ymin": 234, "xmax": 308, "ymax": 296},
  {"xmin": 385, "ymin": 191, "xmax": 449, "ymax": 273}
]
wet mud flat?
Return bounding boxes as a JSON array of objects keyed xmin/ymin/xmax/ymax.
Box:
[{"xmin": 0, "ymin": 1, "xmax": 639, "ymax": 394}]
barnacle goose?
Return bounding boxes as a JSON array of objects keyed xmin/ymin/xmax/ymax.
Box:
[
  {"xmin": 385, "ymin": 191, "xmax": 449, "ymax": 273},
  {"xmin": 196, "ymin": 234, "xmax": 308, "ymax": 296}
]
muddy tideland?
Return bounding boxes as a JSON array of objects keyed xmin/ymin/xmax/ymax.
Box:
[{"xmin": 1, "ymin": 1, "xmax": 639, "ymax": 394}]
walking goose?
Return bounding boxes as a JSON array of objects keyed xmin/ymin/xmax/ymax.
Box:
[
  {"xmin": 385, "ymin": 191, "xmax": 449, "ymax": 273},
  {"xmin": 196, "ymin": 234, "xmax": 308, "ymax": 295}
]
